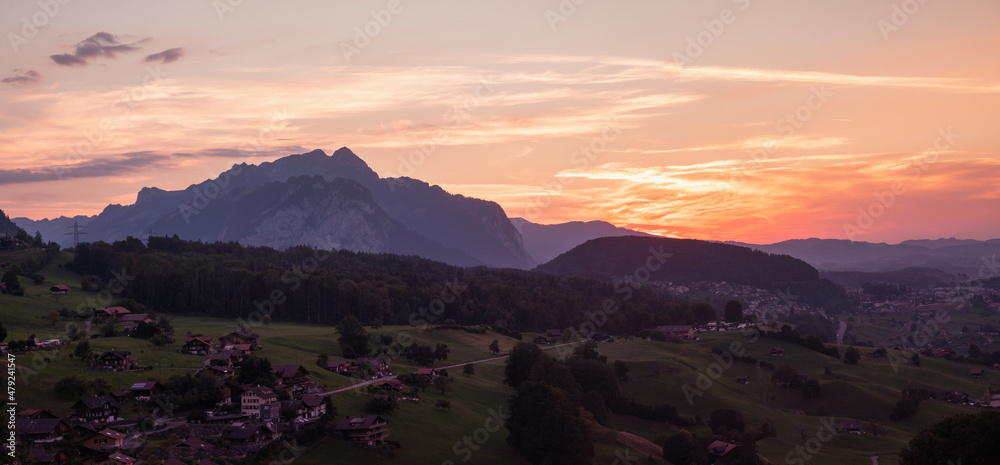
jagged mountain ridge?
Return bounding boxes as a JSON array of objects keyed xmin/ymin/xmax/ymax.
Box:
[{"xmin": 16, "ymin": 148, "xmax": 532, "ymax": 268}]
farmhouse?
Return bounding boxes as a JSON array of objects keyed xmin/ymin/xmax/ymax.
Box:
[
  {"xmin": 72, "ymin": 395, "xmax": 120, "ymax": 423},
  {"xmin": 842, "ymin": 419, "xmax": 863, "ymax": 434},
  {"xmin": 335, "ymin": 415, "xmax": 388, "ymax": 446},
  {"xmin": 532, "ymin": 335, "xmax": 549, "ymax": 345},
  {"xmin": 271, "ymin": 364, "xmax": 310, "ymax": 393},
  {"xmin": 224, "ymin": 422, "xmax": 280, "ymax": 446},
  {"xmin": 175, "ymin": 437, "xmax": 214, "ymax": 452},
  {"xmin": 326, "ymin": 360, "xmax": 351, "ymax": 373},
  {"xmin": 98, "ymin": 351, "xmax": 139, "ymax": 371},
  {"xmin": 16, "ymin": 418, "xmax": 69, "ymax": 444},
  {"xmin": 971, "ymin": 368, "xmax": 984, "ymax": 378},
  {"xmin": 129, "ymin": 381, "xmax": 160, "ymax": 399},
  {"xmin": 181, "ymin": 337, "xmax": 214, "ymax": 355},
  {"xmin": 735, "ymin": 375, "xmax": 750, "ymax": 385},
  {"xmin": 219, "ymin": 330, "xmax": 259, "ymax": 347},
  {"xmin": 770, "ymin": 347, "xmax": 784, "ymax": 357},
  {"xmin": 94, "ymin": 307, "xmax": 131, "ymax": 319},
  {"xmin": 356, "ymin": 356, "xmax": 391, "ymax": 378},
  {"xmin": 49, "ymin": 285, "xmax": 69, "ymax": 295}
]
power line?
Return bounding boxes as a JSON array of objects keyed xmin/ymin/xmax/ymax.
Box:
[{"xmin": 65, "ymin": 221, "xmax": 89, "ymax": 247}]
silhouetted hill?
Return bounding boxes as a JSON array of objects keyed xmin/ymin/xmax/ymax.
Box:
[
  {"xmin": 536, "ymin": 236, "xmax": 844, "ymax": 306},
  {"xmin": 820, "ymin": 267, "xmax": 955, "ymax": 289}
]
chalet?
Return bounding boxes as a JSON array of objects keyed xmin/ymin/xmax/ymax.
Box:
[
  {"xmin": 219, "ymin": 330, "xmax": 259, "ymax": 347},
  {"xmin": 271, "ymin": 364, "xmax": 310, "ymax": 392},
  {"xmin": 356, "ymin": 356, "xmax": 391, "ymax": 378},
  {"xmin": 72, "ymin": 395, "xmax": 120, "ymax": 423},
  {"xmin": 932, "ymin": 348, "xmax": 955, "ymax": 358},
  {"xmin": 301, "ymin": 394, "xmax": 328, "ymax": 419},
  {"xmin": 175, "ymin": 437, "xmax": 214, "ymax": 452},
  {"xmin": 375, "ymin": 379, "xmax": 404, "ymax": 392},
  {"xmin": 414, "ymin": 367, "xmax": 440, "ymax": 383},
  {"xmin": 545, "ymin": 329, "xmax": 562, "ymax": 338},
  {"xmin": 842, "ymin": 419, "xmax": 863, "ymax": 434},
  {"xmin": 50, "ymin": 285, "xmax": 69, "ymax": 295},
  {"xmin": 119, "ymin": 313, "xmax": 151, "ymax": 323},
  {"xmin": 225, "ymin": 422, "xmax": 279, "ymax": 446},
  {"xmin": 226, "ymin": 343, "xmax": 254, "ymax": 355},
  {"xmin": 181, "ymin": 337, "xmax": 213, "ymax": 355},
  {"xmin": 335, "ymin": 415, "xmax": 388, "ymax": 446},
  {"xmin": 208, "ymin": 350, "xmax": 243, "ymax": 366},
  {"xmin": 326, "ymin": 360, "xmax": 351, "ymax": 373},
  {"xmin": 770, "ymin": 347, "xmax": 784, "ymax": 357},
  {"xmin": 83, "ymin": 429, "xmax": 126, "ymax": 450},
  {"xmin": 971, "ymin": 368, "xmax": 984, "ymax": 378},
  {"xmin": 654, "ymin": 325, "xmax": 695, "ymax": 340},
  {"xmin": 18, "ymin": 409, "xmax": 59, "ymax": 419},
  {"xmin": 216, "ymin": 380, "xmax": 233, "ymax": 405},
  {"xmin": 735, "ymin": 375, "xmax": 750, "ymax": 385},
  {"xmin": 98, "ymin": 351, "xmax": 138, "ymax": 371},
  {"xmin": 17, "ymin": 418, "xmax": 69, "ymax": 443},
  {"xmin": 195, "ymin": 365, "xmax": 235, "ymax": 379},
  {"xmin": 129, "ymin": 381, "xmax": 160, "ymax": 399},
  {"xmin": 94, "ymin": 307, "xmax": 131, "ymax": 320},
  {"xmin": 708, "ymin": 440, "xmax": 738, "ymax": 457},
  {"xmin": 109, "ymin": 390, "xmax": 130, "ymax": 403},
  {"xmin": 532, "ymin": 335, "xmax": 549, "ymax": 345},
  {"xmin": 242, "ymin": 385, "xmax": 278, "ymax": 419}
]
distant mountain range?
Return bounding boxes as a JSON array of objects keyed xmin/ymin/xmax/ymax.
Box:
[
  {"xmin": 9, "ymin": 148, "xmax": 998, "ymax": 276},
  {"xmin": 726, "ymin": 238, "xmax": 1000, "ymax": 275},
  {"xmin": 510, "ymin": 218, "xmax": 653, "ymax": 264}
]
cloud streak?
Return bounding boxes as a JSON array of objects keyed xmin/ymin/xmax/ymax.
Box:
[
  {"xmin": 2, "ymin": 70, "xmax": 41, "ymax": 86},
  {"xmin": 50, "ymin": 32, "xmax": 143, "ymax": 67},
  {"xmin": 145, "ymin": 48, "xmax": 184, "ymax": 63}
]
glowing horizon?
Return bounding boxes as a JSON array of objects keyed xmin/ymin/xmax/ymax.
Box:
[{"xmin": 1, "ymin": 0, "xmax": 998, "ymax": 244}]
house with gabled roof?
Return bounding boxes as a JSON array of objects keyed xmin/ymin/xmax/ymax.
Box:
[
  {"xmin": 16, "ymin": 418, "xmax": 69, "ymax": 443},
  {"xmin": 83, "ymin": 428, "xmax": 126, "ymax": 450},
  {"xmin": 219, "ymin": 330, "xmax": 259, "ymax": 347},
  {"xmin": 272, "ymin": 364, "xmax": 309, "ymax": 393},
  {"xmin": 94, "ymin": 307, "xmax": 131, "ymax": 320},
  {"xmin": 181, "ymin": 337, "xmax": 214, "ymax": 355},
  {"xmin": 175, "ymin": 437, "xmax": 214, "ymax": 452},
  {"xmin": 129, "ymin": 381, "xmax": 160, "ymax": 399},
  {"xmin": 50, "ymin": 285, "xmax": 69, "ymax": 295},
  {"xmin": 98, "ymin": 350, "xmax": 138, "ymax": 371},
  {"xmin": 72, "ymin": 395, "xmax": 120, "ymax": 423},
  {"xmin": 224, "ymin": 422, "xmax": 279, "ymax": 446},
  {"xmin": 18, "ymin": 409, "xmax": 58, "ymax": 419},
  {"xmin": 335, "ymin": 415, "xmax": 388, "ymax": 446},
  {"xmin": 708, "ymin": 440, "xmax": 739, "ymax": 457}
]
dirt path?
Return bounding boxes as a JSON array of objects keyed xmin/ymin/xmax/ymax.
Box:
[
  {"xmin": 321, "ymin": 340, "xmax": 585, "ymax": 396},
  {"xmin": 837, "ymin": 319, "xmax": 847, "ymax": 345}
]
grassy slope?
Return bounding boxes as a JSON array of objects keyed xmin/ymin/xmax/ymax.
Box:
[{"xmin": 2, "ymin": 250, "xmax": 997, "ymax": 464}]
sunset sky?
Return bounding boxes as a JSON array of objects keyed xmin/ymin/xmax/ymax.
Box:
[{"xmin": 1, "ymin": 0, "xmax": 998, "ymax": 244}]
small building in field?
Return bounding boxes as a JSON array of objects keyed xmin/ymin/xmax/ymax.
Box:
[
  {"xmin": 355, "ymin": 357, "xmax": 391, "ymax": 378},
  {"xmin": 654, "ymin": 325, "xmax": 695, "ymax": 340},
  {"xmin": 326, "ymin": 360, "xmax": 351, "ymax": 373},
  {"xmin": 129, "ymin": 381, "xmax": 161, "ymax": 399},
  {"xmin": 219, "ymin": 330, "xmax": 259, "ymax": 347},
  {"xmin": 842, "ymin": 419, "xmax": 863, "ymax": 434},
  {"xmin": 98, "ymin": 350, "xmax": 138, "ymax": 371},
  {"xmin": 533, "ymin": 335, "xmax": 549, "ymax": 345},
  {"xmin": 94, "ymin": 307, "xmax": 130, "ymax": 320},
  {"xmin": 735, "ymin": 375, "xmax": 750, "ymax": 385},
  {"xmin": 770, "ymin": 347, "xmax": 784, "ymax": 357},
  {"xmin": 971, "ymin": 368, "xmax": 984, "ymax": 378},
  {"xmin": 50, "ymin": 285, "xmax": 69, "ymax": 295}
]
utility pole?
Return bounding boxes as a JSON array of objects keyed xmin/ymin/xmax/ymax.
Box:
[{"xmin": 65, "ymin": 221, "xmax": 89, "ymax": 247}]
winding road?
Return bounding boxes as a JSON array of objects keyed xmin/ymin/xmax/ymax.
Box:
[{"xmin": 320, "ymin": 341, "xmax": 585, "ymax": 396}]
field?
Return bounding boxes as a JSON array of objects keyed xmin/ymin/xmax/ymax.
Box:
[{"xmin": 2, "ymin": 249, "xmax": 997, "ymax": 464}]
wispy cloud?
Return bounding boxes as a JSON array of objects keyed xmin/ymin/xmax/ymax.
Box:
[
  {"xmin": 2, "ymin": 70, "xmax": 41, "ymax": 86},
  {"xmin": 50, "ymin": 32, "xmax": 144, "ymax": 67},
  {"xmin": 0, "ymin": 152, "xmax": 172, "ymax": 186},
  {"xmin": 145, "ymin": 47, "xmax": 184, "ymax": 64}
]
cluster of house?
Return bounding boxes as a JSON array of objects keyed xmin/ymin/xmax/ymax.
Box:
[
  {"xmin": 530, "ymin": 329, "xmax": 615, "ymax": 345},
  {"xmin": 323, "ymin": 356, "xmax": 392, "ymax": 379}
]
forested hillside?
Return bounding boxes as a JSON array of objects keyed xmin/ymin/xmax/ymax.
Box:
[{"xmin": 67, "ymin": 236, "xmax": 713, "ymax": 332}]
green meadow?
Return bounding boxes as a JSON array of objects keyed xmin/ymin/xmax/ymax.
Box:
[{"xmin": 1, "ymin": 249, "xmax": 996, "ymax": 464}]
